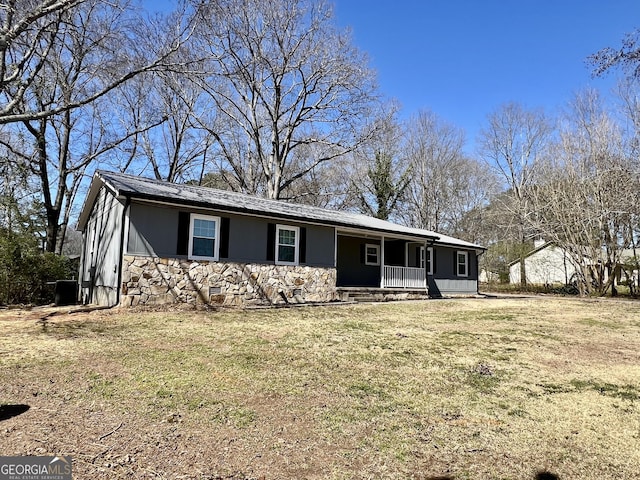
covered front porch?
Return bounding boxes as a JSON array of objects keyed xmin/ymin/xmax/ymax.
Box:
[
  {"xmin": 383, "ymin": 265, "xmax": 426, "ymax": 288},
  {"xmin": 336, "ymin": 231, "xmax": 432, "ymax": 291}
]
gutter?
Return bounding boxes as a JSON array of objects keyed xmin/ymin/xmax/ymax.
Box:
[
  {"xmin": 476, "ymin": 249, "xmax": 485, "ymax": 295},
  {"xmin": 115, "ymin": 195, "xmax": 131, "ymax": 307},
  {"xmin": 117, "ymin": 191, "xmax": 441, "ymax": 243}
]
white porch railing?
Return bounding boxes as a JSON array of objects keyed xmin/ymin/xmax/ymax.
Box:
[{"xmin": 383, "ymin": 265, "xmax": 426, "ymax": 289}]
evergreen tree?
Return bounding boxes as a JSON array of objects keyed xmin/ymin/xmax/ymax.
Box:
[{"xmin": 357, "ymin": 151, "xmax": 411, "ymax": 221}]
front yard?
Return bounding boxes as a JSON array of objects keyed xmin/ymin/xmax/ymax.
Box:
[{"xmin": 1, "ymin": 297, "xmax": 639, "ymax": 479}]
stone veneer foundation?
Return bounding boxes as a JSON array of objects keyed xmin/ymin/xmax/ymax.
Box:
[{"xmin": 119, "ymin": 255, "xmax": 338, "ymax": 307}]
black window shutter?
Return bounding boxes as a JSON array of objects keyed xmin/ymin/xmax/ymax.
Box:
[
  {"xmin": 360, "ymin": 243, "xmax": 365, "ymax": 264},
  {"xmin": 433, "ymin": 247, "xmax": 437, "ymax": 274},
  {"xmin": 266, "ymin": 223, "xmax": 276, "ymax": 261},
  {"xmin": 454, "ymin": 251, "xmax": 458, "ymax": 276},
  {"xmin": 299, "ymin": 227, "xmax": 307, "ymax": 264},
  {"xmin": 176, "ymin": 212, "xmax": 190, "ymax": 256},
  {"xmin": 219, "ymin": 217, "xmax": 230, "ymax": 258}
]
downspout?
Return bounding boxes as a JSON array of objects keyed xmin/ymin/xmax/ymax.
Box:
[
  {"xmin": 380, "ymin": 235, "xmax": 385, "ymax": 288},
  {"xmin": 476, "ymin": 249, "xmax": 484, "ymax": 295},
  {"xmin": 422, "ymin": 240, "xmax": 427, "ymax": 291},
  {"xmin": 426, "ymin": 238, "xmax": 435, "ymax": 295},
  {"xmin": 78, "ymin": 229, "xmax": 87, "ymax": 304},
  {"xmin": 116, "ymin": 195, "xmax": 131, "ymax": 307}
]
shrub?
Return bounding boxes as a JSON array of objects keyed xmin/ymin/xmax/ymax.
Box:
[{"xmin": 0, "ymin": 233, "xmax": 76, "ymax": 305}]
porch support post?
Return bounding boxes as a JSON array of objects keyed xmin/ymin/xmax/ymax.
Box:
[
  {"xmin": 380, "ymin": 235, "xmax": 385, "ymax": 288},
  {"xmin": 424, "ymin": 241, "xmax": 428, "ymax": 289},
  {"xmin": 405, "ymin": 242, "xmax": 408, "ymax": 267}
]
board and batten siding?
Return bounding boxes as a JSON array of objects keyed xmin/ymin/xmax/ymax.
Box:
[
  {"xmin": 126, "ymin": 201, "xmax": 335, "ymax": 268},
  {"xmin": 79, "ymin": 185, "xmax": 125, "ymax": 306}
]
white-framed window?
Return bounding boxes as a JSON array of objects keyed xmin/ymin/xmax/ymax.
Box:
[
  {"xmin": 188, "ymin": 214, "xmax": 220, "ymax": 261},
  {"xmin": 365, "ymin": 243, "xmax": 380, "ymax": 266},
  {"xmin": 456, "ymin": 251, "xmax": 468, "ymax": 277},
  {"xmin": 426, "ymin": 246, "xmax": 433, "ymax": 275},
  {"xmin": 276, "ymin": 224, "xmax": 299, "ymax": 265},
  {"xmin": 418, "ymin": 246, "xmax": 425, "ymax": 269}
]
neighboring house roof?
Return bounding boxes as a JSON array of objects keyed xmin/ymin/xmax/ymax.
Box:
[
  {"xmin": 620, "ymin": 249, "xmax": 640, "ymax": 263},
  {"xmin": 508, "ymin": 241, "xmax": 555, "ymax": 267},
  {"xmin": 78, "ymin": 170, "xmax": 484, "ymax": 250},
  {"xmin": 509, "ymin": 241, "xmax": 639, "ymax": 267}
]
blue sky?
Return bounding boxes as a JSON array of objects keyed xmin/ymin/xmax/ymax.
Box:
[
  {"xmin": 144, "ymin": 0, "xmax": 639, "ymax": 153},
  {"xmin": 332, "ymin": 1, "xmax": 640, "ymax": 153}
]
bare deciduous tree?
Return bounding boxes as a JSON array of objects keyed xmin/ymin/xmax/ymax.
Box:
[
  {"xmin": 0, "ymin": 0, "xmax": 190, "ymax": 253},
  {"xmin": 477, "ymin": 102, "xmax": 551, "ymax": 285},
  {"xmin": 0, "ymin": 0, "xmax": 83, "ymax": 122},
  {"xmin": 589, "ymin": 28, "xmax": 640, "ymax": 80},
  {"xmin": 531, "ymin": 90, "xmax": 639, "ymax": 295},
  {"xmin": 0, "ymin": 0, "xmax": 191, "ymax": 125},
  {"xmin": 119, "ymin": 69, "xmax": 214, "ymax": 184},
  {"xmin": 190, "ymin": 0, "xmax": 379, "ymax": 199},
  {"xmin": 402, "ymin": 110, "xmax": 487, "ymax": 235},
  {"xmin": 445, "ymin": 157, "xmax": 500, "ymax": 242}
]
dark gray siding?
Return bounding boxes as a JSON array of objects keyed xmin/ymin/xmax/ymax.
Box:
[
  {"xmin": 336, "ymin": 236, "xmax": 380, "ymax": 287},
  {"xmin": 407, "ymin": 243, "xmax": 423, "ymax": 268},
  {"xmin": 128, "ymin": 203, "xmax": 178, "ymax": 256},
  {"xmin": 126, "ymin": 201, "xmax": 335, "ymax": 267},
  {"xmin": 304, "ymin": 225, "xmax": 335, "ymax": 267},
  {"xmin": 226, "ymin": 216, "xmax": 334, "ymax": 266},
  {"xmin": 226, "ymin": 214, "xmax": 269, "ymax": 263},
  {"xmin": 429, "ymin": 246, "xmax": 479, "ymax": 295},
  {"xmin": 432, "ymin": 246, "xmax": 454, "ymax": 279}
]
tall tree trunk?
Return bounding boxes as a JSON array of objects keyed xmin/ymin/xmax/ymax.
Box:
[
  {"xmin": 519, "ymin": 253, "xmax": 527, "ymax": 286},
  {"xmin": 519, "ymin": 225, "xmax": 527, "ymax": 286}
]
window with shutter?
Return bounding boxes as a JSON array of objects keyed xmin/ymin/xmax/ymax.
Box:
[
  {"xmin": 275, "ymin": 224, "xmax": 299, "ymax": 265},
  {"xmin": 188, "ymin": 214, "xmax": 221, "ymax": 261}
]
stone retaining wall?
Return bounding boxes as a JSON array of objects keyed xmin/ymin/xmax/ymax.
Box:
[{"xmin": 120, "ymin": 255, "xmax": 338, "ymax": 307}]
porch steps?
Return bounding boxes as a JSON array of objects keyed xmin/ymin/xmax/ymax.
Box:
[
  {"xmin": 344, "ymin": 291, "xmax": 379, "ymax": 303},
  {"xmin": 337, "ymin": 288, "xmax": 430, "ymax": 303}
]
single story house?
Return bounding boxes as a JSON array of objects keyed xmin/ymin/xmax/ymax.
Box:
[
  {"xmin": 77, "ymin": 171, "xmax": 485, "ymax": 307},
  {"xmin": 509, "ymin": 239, "xmax": 639, "ymax": 287},
  {"xmin": 509, "ymin": 240, "xmax": 577, "ymax": 285}
]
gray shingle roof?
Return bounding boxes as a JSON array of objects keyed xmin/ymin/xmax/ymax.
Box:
[{"xmin": 78, "ymin": 170, "xmax": 484, "ymax": 250}]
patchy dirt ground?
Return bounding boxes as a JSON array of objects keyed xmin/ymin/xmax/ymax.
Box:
[{"xmin": 1, "ymin": 297, "xmax": 639, "ymax": 479}]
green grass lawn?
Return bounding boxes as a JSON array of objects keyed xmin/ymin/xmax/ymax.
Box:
[{"xmin": 1, "ymin": 297, "xmax": 639, "ymax": 479}]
